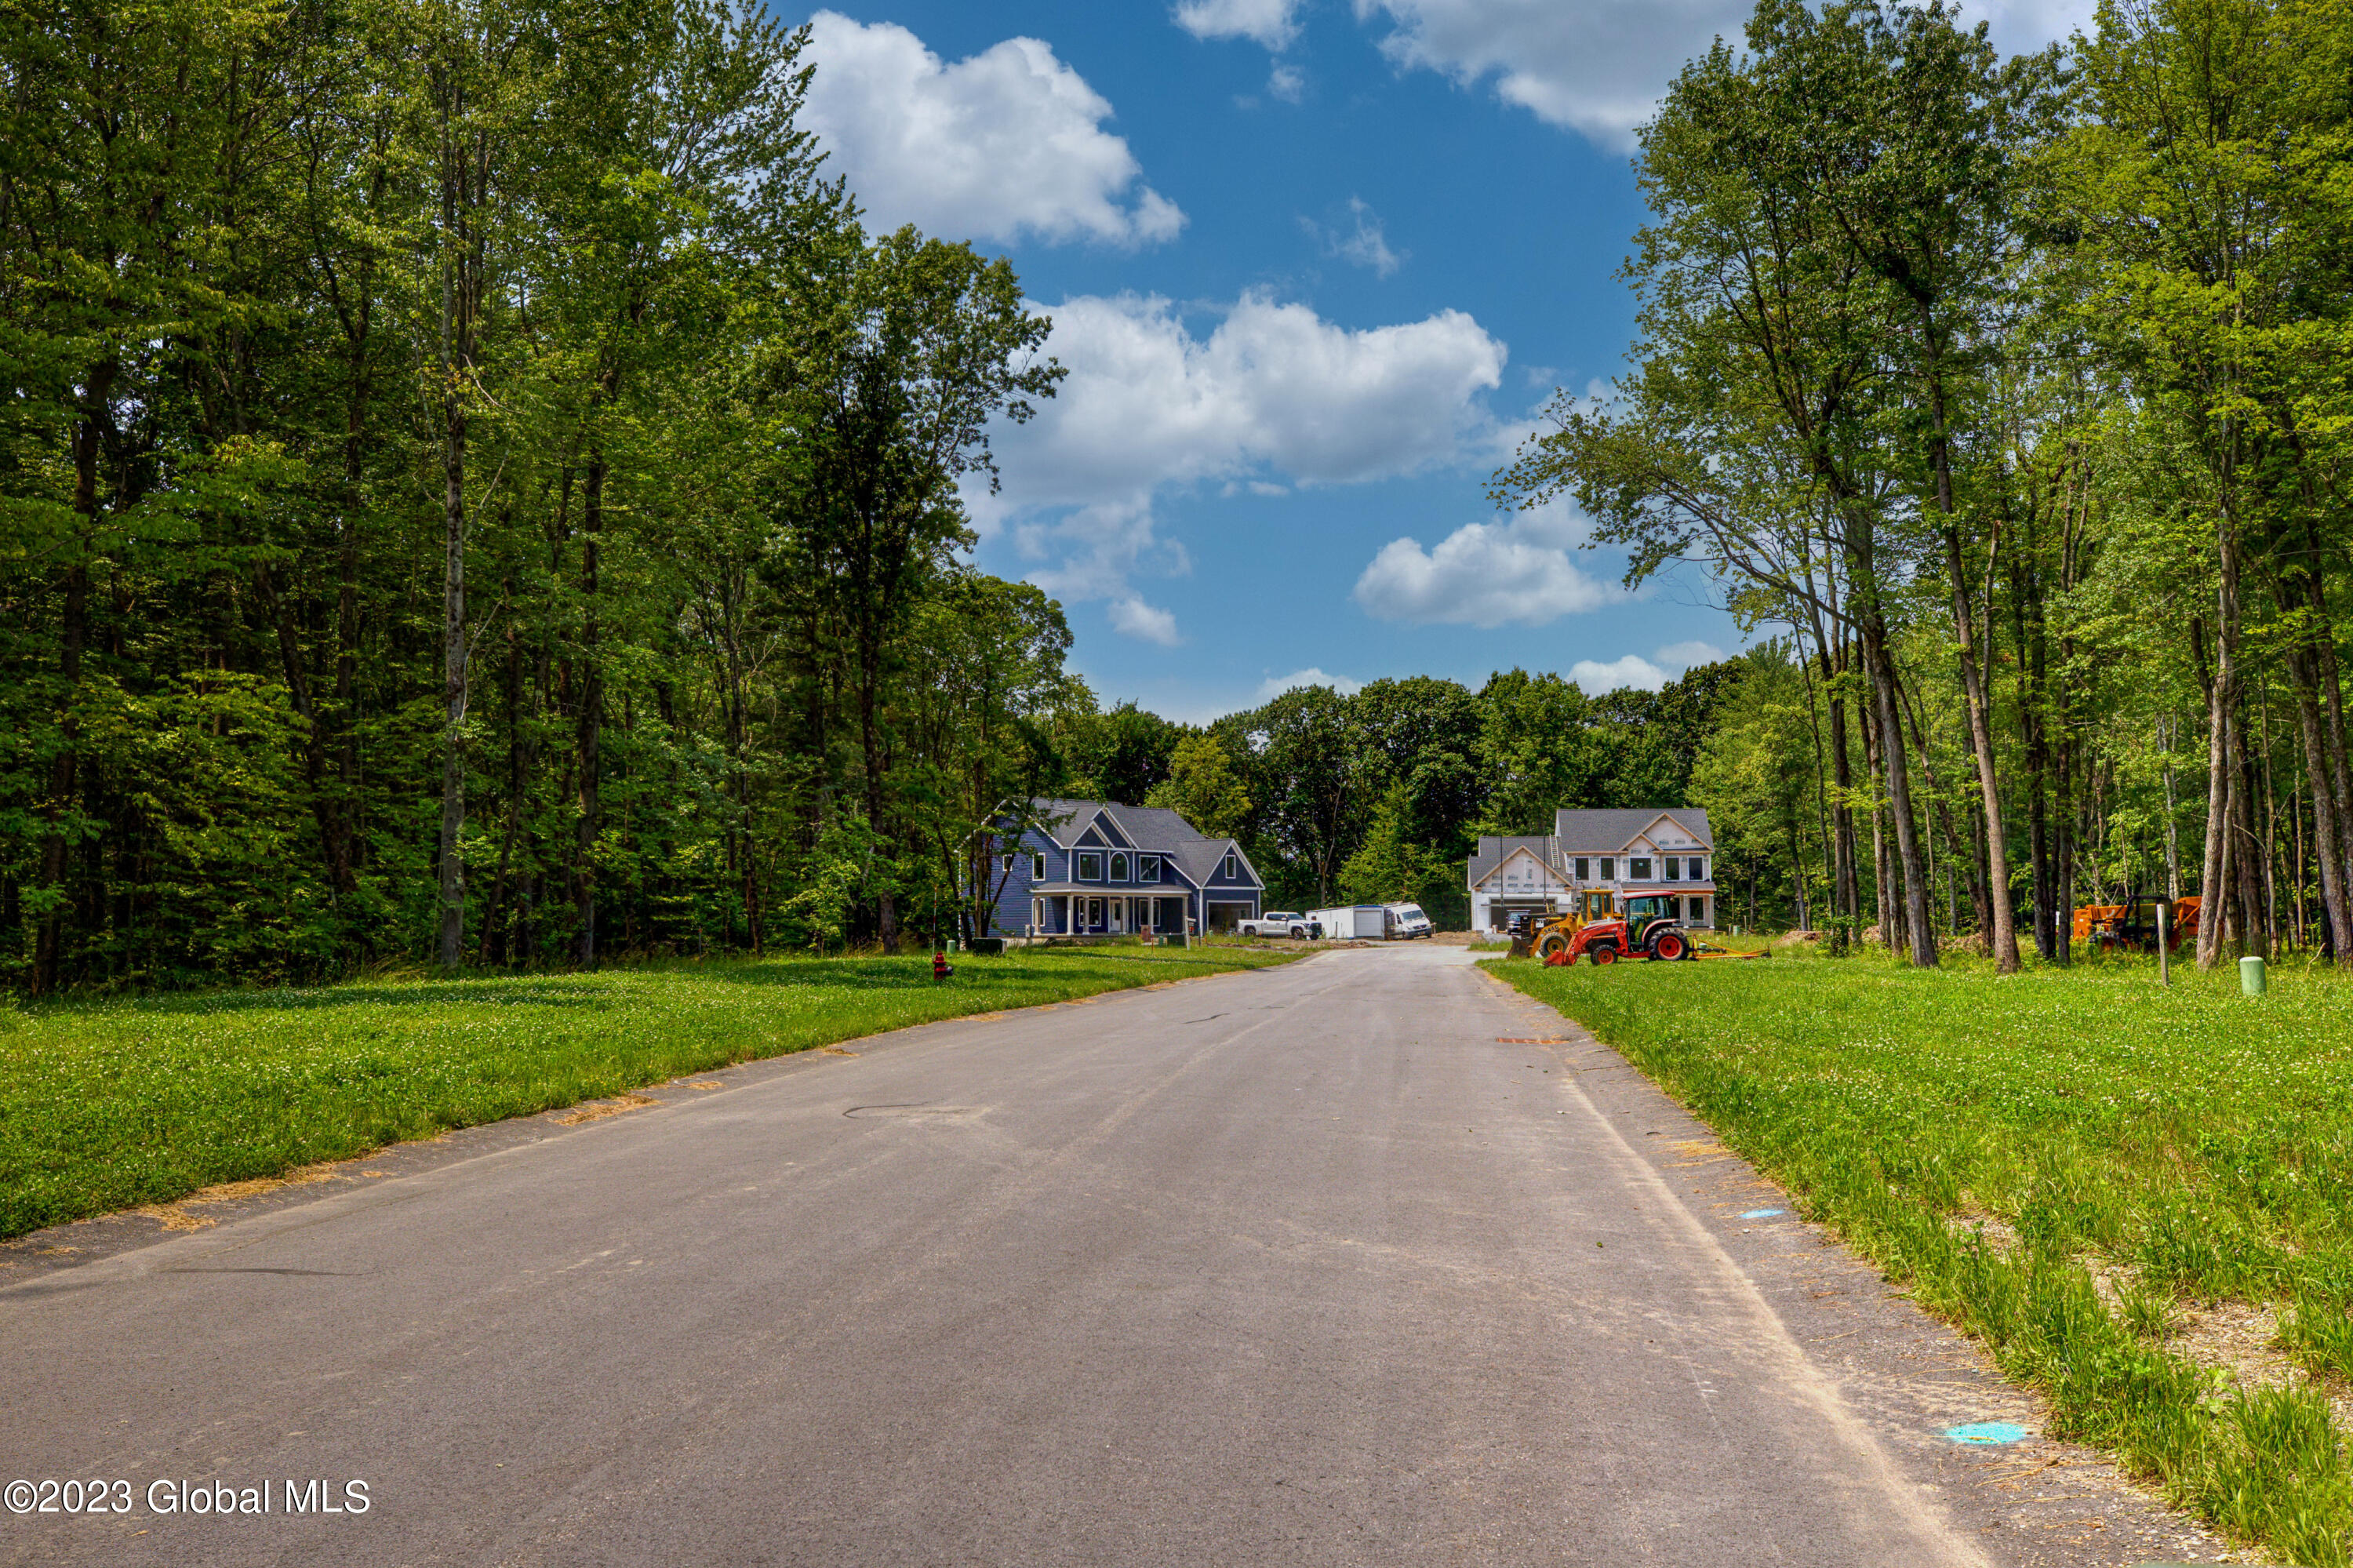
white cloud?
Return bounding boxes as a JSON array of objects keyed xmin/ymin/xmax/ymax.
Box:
[
  {"xmin": 1267, "ymin": 63, "xmax": 1307, "ymax": 101},
  {"xmin": 804, "ymin": 13, "xmax": 1184, "ymax": 248},
  {"xmin": 979, "ymin": 290, "xmax": 1507, "ymax": 624},
  {"xmin": 1176, "ymin": 0, "xmax": 1306, "ymax": 48},
  {"xmin": 1350, "ymin": 0, "xmax": 2097, "ymax": 151},
  {"xmin": 1353, "ymin": 500, "xmax": 1621, "ymax": 628},
  {"xmin": 1569, "ymin": 653, "xmax": 1675, "ymax": 693},
  {"xmin": 1304, "ymin": 198, "xmax": 1402, "ymax": 278},
  {"xmin": 1108, "ymin": 596, "xmax": 1184, "ymax": 646},
  {"xmin": 1655, "ymin": 639, "xmax": 1725, "ymax": 668},
  {"xmin": 1257, "ymin": 668, "xmax": 1364, "ymax": 703},
  {"xmin": 1567, "ymin": 640, "xmax": 1727, "ymax": 695}
]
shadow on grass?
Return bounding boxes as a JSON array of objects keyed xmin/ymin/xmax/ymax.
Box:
[{"xmin": 10, "ymin": 948, "xmax": 1271, "ymax": 1023}]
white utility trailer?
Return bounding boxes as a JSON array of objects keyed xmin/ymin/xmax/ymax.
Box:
[{"xmin": 1307, "ymin": 905, "xmax": 1389, "ymax": 940}]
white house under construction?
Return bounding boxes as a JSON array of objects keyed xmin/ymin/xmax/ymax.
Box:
[{"xmin": 1467, "ymin": 808, "xmax": 1717, "ymax": 933}]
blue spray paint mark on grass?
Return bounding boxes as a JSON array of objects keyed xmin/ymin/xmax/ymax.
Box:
[
  {"xmin": 1944, "ymin": 1421, "xmax": 2031, "ymax": 1445},
  {"xmin": 1741, "ymin": 1208, "xmax": 1785, "ymax": 1219}
]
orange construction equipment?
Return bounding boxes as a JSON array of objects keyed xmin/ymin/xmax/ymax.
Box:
[
  {"xmin": 1533, "ymin": 890, "xmax": 1693, "ymax": 966},
  {"xmin": 2072, "ymin": 896, "xmax": 2201, "ymax": 953}
]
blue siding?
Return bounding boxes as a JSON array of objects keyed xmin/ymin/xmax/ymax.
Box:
[{"xmin": 969, "ymin": 804, "xmax": 1261, "ymax": 936}]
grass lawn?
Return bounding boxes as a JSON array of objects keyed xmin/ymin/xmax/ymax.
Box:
[
  {"xmin": 0, "ymin": 944, "xmax": 1295, "ymax": 1242},
  {"xmin": 1491, "ymin": 949, "xmax": 2353, "ymax": 1566}
]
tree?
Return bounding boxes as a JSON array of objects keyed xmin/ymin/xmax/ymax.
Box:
[{"xmin": 1145, "ymin": 733, "xmax": 1251, "ymax": 839}]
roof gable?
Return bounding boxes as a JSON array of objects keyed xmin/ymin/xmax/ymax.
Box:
[{"xmin": 1474, "ymin": 845, "xmax": 1572, "ymax": 891}]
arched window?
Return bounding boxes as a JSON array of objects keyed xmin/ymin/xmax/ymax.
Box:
[{"xmin": 1110, "ymin": 853, "xmax": 1129, "ymax": 881}]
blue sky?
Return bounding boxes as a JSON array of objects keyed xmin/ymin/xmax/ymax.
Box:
[{"xmin": 789, "ymin": 0, "xmax": 2088, "ymax": 722}]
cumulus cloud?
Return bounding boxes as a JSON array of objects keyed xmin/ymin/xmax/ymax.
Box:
[
  {"xmin": 1567, "ymin": 641, "xmax": 1728, "ymax": 695},
  {"xmin": 1267, "ymin": 63, "xmax": 1307, "ymax": 101},
  {"xmin": 1351, "ymin": 0, "xmax": 2097, "ymax": 151},
  {"xmin": 979, "ymin": 290, "xmax": 1507, "ymax": 640},
  {"xmin": 1108, "ymin": 596, "xmax": 1184, "ymax": 646},
  {"xmin": 804, "ymin": 13, "xmax": 1183, "ymax": 247},
  {"xmin": 1257, "ymin": 668, "xmax": 1364, "ymax": 703},
  {"xmin": 1655, "ymin": 639, "xmax": 1726, "ymax": 668},
  {"xmin": 1304, "ymin": 198, "xmax": 1402, "ymax": 278},
  {"xmin": 1176, "ymin": 0, "xmax": 1306, "ymax": 48},
  {"xmin": 1352, "ymin": 500, "xmax": 1621, "ymax": 628}
]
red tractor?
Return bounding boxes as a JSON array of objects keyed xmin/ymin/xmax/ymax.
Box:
[{"xmin": 1534, "ymin": 892, "xmax": 1692, "ymax": 966}]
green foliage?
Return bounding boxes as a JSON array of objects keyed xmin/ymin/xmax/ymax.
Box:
[{"xmin": 1144, "ymin": 733, "xmax": 1252, "ymax": 840}]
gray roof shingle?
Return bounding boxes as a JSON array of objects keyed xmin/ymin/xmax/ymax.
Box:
[
  {"xmin": 1013, "ymin": 798, "xmax": 1259, "ymax": 890},
  {"xmin": 1552, "ymin": 807, "xmax": 1712, "ymax": 852}
]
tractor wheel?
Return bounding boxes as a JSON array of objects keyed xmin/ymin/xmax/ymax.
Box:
[
  {"xmin": 1537, "ymin": 934, "xmax": 1569, "ymax": 962},
  {"xmin": 1589, "ymin": 944, "xmax": 1617, "ymax": 966},
  {"xmin": 1652, "ymin": 930, "xmax": 1686, "ymax": 962}
]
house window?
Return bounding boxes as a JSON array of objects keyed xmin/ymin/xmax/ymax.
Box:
[
  {"xmin": 1221, "ymin": 850, "xmax": 1238, "ymax": 879},
  {"xmin": 1630, "ymin": 857, "xmax": 1652, "ymax": 881},
  {"xmin": 1032, "ymin": 852, "xmax": 1048, "ymax": 881},
  {"xmin": 1002, "ymin": 852, "xmax": 1018, "ymax": 874},
  {"xmin": 1600, "ymin": 857, "xmax": 1615, "ymax": 881},
  {"xmin": 1110, "ymin": 852, "xmax": 1130, "ymax": 882},
  {"xmin": 1574, "ymin": 857, "xmax": 1589, "ymax": 882},
  {"xmin": 1077, "ymin": 850, "xmax": 1103, "ymax": 882},
  {"xmin": 1690, "ymin": 897, "xmax": 1707, "ymax": 924},
  {"xmin": 1138, "ymin": 855, "xmax": 1159, "ymax": 882},
  {"xmin": 1689, "ymin": 857, "xmax": 1705, "ymax": 881},
  {"xmin": 1664, "ymin": 857, "xmax": 1679, "ymax": 882}
]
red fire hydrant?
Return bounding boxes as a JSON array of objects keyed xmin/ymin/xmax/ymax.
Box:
[{"xmin": 933, "ymin": 948, "xmax": 955, "ymax": 981}]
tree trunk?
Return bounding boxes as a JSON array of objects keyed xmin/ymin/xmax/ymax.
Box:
[
  {"xmin": 2286, "ymin": 648, "xmax": 2352, "ymax": 962},
  {"xmin": 436, "ymin": 388, "xmax": 468, "ymax": 969},
  {"xmin": 34, "ymin": 357, "xmax": 113, "ymax": 995},
  {"xmin": 576, "ymin": 457, "xmax": 604, "ymax": 966},
  {"xmin": 2196, "ymin": 555, "xmax": 2241, "ymax": 970},
  {"xmin": 1942, "ymin": 525, "xmax": 2019, "ymax": 970},
  {"xmin": 1864, "ymin": 620, "xmax": 1936, "ymax": 966},
  {"xmin": 858, "ymin": 625, "xmax": 898, "ymax": 955}
]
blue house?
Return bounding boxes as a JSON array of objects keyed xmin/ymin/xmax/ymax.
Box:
[{"xmin": 976, "ymin": 799, "xmax": 1264, "ymax": 937}]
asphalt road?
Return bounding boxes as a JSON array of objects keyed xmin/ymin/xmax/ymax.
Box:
[{"xmin": 0, "ymin": 945, "xmax": 2235, "ymax": 1566}]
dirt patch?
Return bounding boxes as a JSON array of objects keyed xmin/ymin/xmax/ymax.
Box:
[
  {"xmin": 552, "ymin": 1093, "xmax": 657, "ymax": 1126},
  {"xmin": 129, "ymin": 1161, "xmax": 349, "ymax": 1232}
]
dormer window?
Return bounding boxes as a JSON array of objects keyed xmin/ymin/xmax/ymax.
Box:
[
  {"xmin": 1077, "ymin": 850, "xmax": 1104, "ymax": 882},
  {"xmin": 1110, "ymin": 853, "xmax": 1129, "ymax": 882}
]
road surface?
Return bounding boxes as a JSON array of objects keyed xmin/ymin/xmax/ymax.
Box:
[{"xmin": 0, "ymin": 945, "xmax": 2234, "ymax": 1565}]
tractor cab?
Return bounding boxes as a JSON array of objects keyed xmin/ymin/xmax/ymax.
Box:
[{"xmin": 1622, "ymin": 895, "xmax": 1678, "ymax": 951}]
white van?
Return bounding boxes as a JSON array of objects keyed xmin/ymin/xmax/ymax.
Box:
[{"xmin": 1384, "ymin": 902, "xmax": 1434, "ymax": 940}]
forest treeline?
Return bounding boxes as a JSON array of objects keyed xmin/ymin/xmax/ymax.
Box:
[
  {"xmin": 5, "ymin": 0, "xmax": 2348, "ymax": 988},
  {"xmin": 1504, "ymin": 0, "xmax": 2353, "ymax": 973}
]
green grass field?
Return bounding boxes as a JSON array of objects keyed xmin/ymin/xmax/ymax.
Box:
[
  {"xmin": 0, "ymin": 944, "xmax": 1295, "ymax": 1242},
  {"xmin": 1491, "ymin": 949, "xmax": 2353, "ymax": 1565}
]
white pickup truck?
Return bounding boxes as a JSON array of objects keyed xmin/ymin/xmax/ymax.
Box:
[{"xmin": 1237, "ymin": 910, "xmax": 1312, "ymax": 939}]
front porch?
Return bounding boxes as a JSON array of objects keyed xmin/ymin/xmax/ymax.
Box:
[{"xmin": 1029, "ymin": 890, "xmax": 1193, "ymax": 937}]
